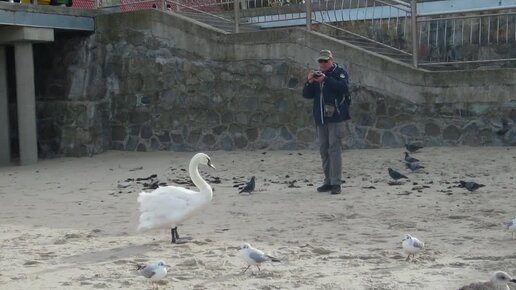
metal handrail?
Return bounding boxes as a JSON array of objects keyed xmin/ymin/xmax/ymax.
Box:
[
  {"xmin": 318, "ymin": 21, "xmax": 412, "ymax": 55},
  {"xmin": 384, "ymin": 0, "xmax": 409, "ymax": 7},
  {"xmin": 375, "ymin": 0, "xmax": 410, "ymax": 10},
  {"xmin": 418, "ymin": 11, "xmax": 516, "ymax": 22},
  {"xmin": 166, "ymin": 0, "xmax": 234, "ymax": 23},
  {"xmin": 420, "ymin": 58, "xmax": 516, "ymax": 66},
  {"xmin": 418, "ymin": 4, "xmax": 516, "ymax": 18}
]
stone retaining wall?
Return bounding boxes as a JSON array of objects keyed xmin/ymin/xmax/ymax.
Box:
[{"xmin": 32, "ymin": 10, "xmax": 516, "ymax": 157}]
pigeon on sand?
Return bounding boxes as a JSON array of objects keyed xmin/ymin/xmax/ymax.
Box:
[
  {"xmin": 405, "ymin": 143, "xmax": 423, "ymax": 153},
  {"xmin": 239, "ymin": 176, "xmax": 256, "ymax": 194},
  {"xmin": 459, "ymin": 180, "xmax": 485, "ymax": 192},
  {"xmin": 388, "ymin": 168, "xmax": 408, "ymax": 181}
]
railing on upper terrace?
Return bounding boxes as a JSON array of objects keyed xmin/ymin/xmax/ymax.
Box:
[
  {"xmin": 416, "ymin": 6, "xmax": 516, "ymax": 67},
  {"xmin": 10, "ymin": 0, "xmax": 516, "ymax": 68}
]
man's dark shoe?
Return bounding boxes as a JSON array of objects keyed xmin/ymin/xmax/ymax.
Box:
[
  {"xmin": 330, "ymin": 185, "xmax": 341, "ymax": 195},
  {"xmin": 317, "ymin": 184, "xmax": 333, "ymax": 192}
]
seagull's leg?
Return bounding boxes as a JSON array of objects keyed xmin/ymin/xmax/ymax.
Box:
[
  {"xmin": 257, "ymin": 265, "xmax": 261, "ymax": 271},
  {"xmin": 405, "ymin": 255, "xmax": 410, "ymax": 262},
  {"xmin": 242, "ymin": 265, "xmax": 251, "ymax": 273}
]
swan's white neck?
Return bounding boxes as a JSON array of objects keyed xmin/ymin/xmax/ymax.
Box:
[{"xmin": 189, "ymin": 159, "xmax": 213, "ymax": 200}]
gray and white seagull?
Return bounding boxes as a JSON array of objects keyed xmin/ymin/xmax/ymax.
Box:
[
  {"xmin": 401, "ymin": 234, "xmax": 424, "ymax": 262},
  {"xmin": 458, "ymin": 271, "xmax": 516, "ymax": 290},
  {"xmin": 136, "ymin": 260, "xmax": 168, "ymax": 289},
  {"xmin": 239, "ymin": 242, "xmax": 280, "ymax": 273}
]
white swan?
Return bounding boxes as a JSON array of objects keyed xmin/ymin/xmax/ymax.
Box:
[{"xmin": 137, "ymin": 153, "xmax": 215, "ymax": 243}]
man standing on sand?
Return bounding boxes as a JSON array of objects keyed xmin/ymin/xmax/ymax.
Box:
[{"xmin": 302, "ymin": 49, "xmax": 350, "ymax": 195}]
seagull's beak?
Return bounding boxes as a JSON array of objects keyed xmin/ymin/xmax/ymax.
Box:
[{"xmin": 510, "ymin": 279, "xmax": 516, "ymax": 283}]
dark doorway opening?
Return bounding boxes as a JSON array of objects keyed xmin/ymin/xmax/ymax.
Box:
[{"xmin": 5, "ymin": 46, "xmax": 19, "ymax": 161}]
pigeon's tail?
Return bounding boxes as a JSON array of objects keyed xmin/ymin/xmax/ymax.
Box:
[{"xmin": 268, "ymin": 255, "xmax": 280, "ymax": 262}]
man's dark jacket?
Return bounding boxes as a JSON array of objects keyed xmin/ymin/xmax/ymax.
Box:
[{"xmin": 302, "ymin": 63, "xmax": 350, "ymax": 126}]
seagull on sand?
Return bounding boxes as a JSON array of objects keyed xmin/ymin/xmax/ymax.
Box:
[
  {"xmin": 508, "ymin": 217, "xmax": 516, "ymax": 239},
  {"xmin": 239, "ymin": 242, "xmax": 280, "ymax": 273},
  {"xmin": 401, "ymin": 234, "xmax": 424, "ymax": 261},
  {"xmin": 239, "ymin": 176, "xmax": 256, "ymax": 194},
  {"xmin": 137, "ymin": 153, "xmax": 215, "ymax": 244},
  {"xmin": 458, "ymin": 271, "xmax": 516, "ymax": 290},
  {"xmin": 137, "ymin": 260, "xmax": 168, "ymax": 289}
]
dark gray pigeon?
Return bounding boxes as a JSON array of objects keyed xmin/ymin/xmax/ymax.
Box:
[
  {"xmin": 405, "ymin": 162, "xmax": 424, "ymax": 172},
  {"xmin": 459, "ymin": 180, "xmax": 485, "ymax": 192},
  {"xmin": 488, "ymin": 118, "xmax": 512, "ymax": 136},
  {"xmin": 404, "ymin": 152, "xmax": 419, "ymax": 163},
  {"xmin": 405, "ymin": 143, "xmax": 423, "ymax": 153},
  {"xmin": 388, "ymin": 168, "xmax": 408, "ymax": 180},
  {"xmin": 239, "ymin": 176, "xmax": 256, "ymax": 194}
]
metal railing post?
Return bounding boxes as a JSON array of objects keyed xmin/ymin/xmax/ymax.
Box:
[
  {"xmin": 234, "ymin": 0, "xmax": 240, "ymax": 33},
  {"xmin": 410, "ymin": 0, "xmax": 418, "ymax": 68},
  {"xmin": 306, "ymin": 0, "xmax": 312, "ymax": 31},
  {"xmin": 176, "ymin": 0, "xmax": 181, "ymax": 12}
]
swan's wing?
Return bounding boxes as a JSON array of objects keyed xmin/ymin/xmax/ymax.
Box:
[{"xmin": 137, "ymin": 186, "xmax": 203, "ymax": 231}]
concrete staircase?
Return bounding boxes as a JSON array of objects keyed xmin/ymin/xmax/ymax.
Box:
[
  {"xmin": 317, "ymin": 27, "xmax": 481, "ymax": 71},
  {"xmin": 330, "ymin": 30, "xmax": 414, "ymax": 65},
  {"xmin": 178, "ymin": 12, "xmax": 261, "ymax": 33},
  {"xmin": 176, "ymin": 11, "xmax": 513, "ymax": 70}
]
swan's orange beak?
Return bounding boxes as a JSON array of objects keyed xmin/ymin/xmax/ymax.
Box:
[{"xmin": 208, "ymin": 159, "xmax": 215, "ymax": 169}]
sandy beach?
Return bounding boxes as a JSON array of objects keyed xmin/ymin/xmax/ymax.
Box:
[{"xmin": 0, "ymin": 147, "xmax": 515, "ymax": 289}]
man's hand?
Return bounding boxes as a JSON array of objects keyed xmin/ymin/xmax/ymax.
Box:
[{"xmin": 307, "ymin": 72, "xmax": 326, "ymax": 83}]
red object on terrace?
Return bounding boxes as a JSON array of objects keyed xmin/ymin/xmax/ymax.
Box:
[{"xmin": 70, "ymin": 0, "xmax": 225, "ymax": 13}]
